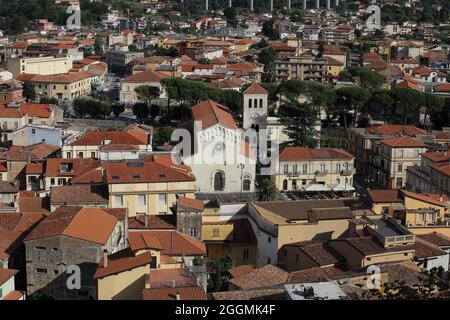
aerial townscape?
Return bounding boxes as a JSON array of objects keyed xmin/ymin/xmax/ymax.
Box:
[{"xmin": 1, "ymin": 0, "xmax": 450, "ymax": 303}]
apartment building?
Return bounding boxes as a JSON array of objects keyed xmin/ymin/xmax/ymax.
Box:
[
  {"xmin": 20, "ymin": 72, "xmax": 93, "ymax": 100},
  {"xmin": 103, "ymin": 159, "xmax": 197, "ymax": 216},
  {"xmin": 275, "ymin": 56, "xmax": 326, "ymax": 84},
  {"xmin": 273, "ymin": 147, "xmax": 355, "ymax": 192},
  {"xmin": 371, "ymin": 136, "xmax": 427, "ymax": 189},
  {"xmin": 347, "ymin": 124, "xmax": 427, "ymax": 176},
  {"xmin": 429, "ymin": 162, "xmax": 450, "ymax": 195},
  {"xmin": 7, "ymin": 55, "xmax": 73, "ymax": 76},
  {"xmin": 119, "ymin": 70, "xmax": 168, "ymax": 103},
  {"xmin": 62, "ymin": 130, "xmax": 152, "ymax": 159},
  {"xmin": 0, "ymin": 80, "xmax": 23, "ymax": 105}
]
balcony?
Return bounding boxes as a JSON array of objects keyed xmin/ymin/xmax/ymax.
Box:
[
  {"xmin": 340, "ymin": 170, "xmax": 354, "ymax": 176},
  {"xmin": 315, "ymin": 170, "xmax": 328, "ymax": 177}
]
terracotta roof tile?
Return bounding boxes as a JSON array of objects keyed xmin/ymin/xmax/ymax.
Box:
[
  {"xmin": 367, "ymin": 189, "xmax": 403, "ymax": 203},
  {"xmin": 122, "ymin": 70, "xmax": 168, "ymax": 83},
  {"xmin": 279, "ymin": 147, "xmax": 353, "ymax": 161},
  {"xmin": 6, "ymin": 143, "xmax": 60, "ymax": 161},
  {"xmin": 0, "ymin": 269, "xmax": 18, "ymax": 286},
  {"xmin": 379, "ymin": 136, "xmax": 426, "ymax": 148},
  {"xmin": 94, "ymin": 251, "xmax": 154, "ymax": 279},
  {"xmin": 128, "ymin": 214, "xmax": 176, "ymax": 230},
  {"xmin": 143, "ymin": 286, "xmax": 207, "ymax": 300},
  {"xmin": 44, "ymin": 158, "xmax": 100, "ymax": 178},
  {"xmin": 417, "ymin": 233, "xmax": 450, "ymax": 247},
  {"xmin": 1, "ymin": 290, "xmax": 24, "ymax": 300},
  {"xmin": 191, "ymin": 99, "xmax": 237, "ymax": 130},
  {"xmin": 243, "ymin": 82, "xmax": 268, "ymax": 95},
  {"xmin": 19, "ymin": 103, "xmax": 54, "ymax": 118},
  {"xmin": 228, "ymin": 265, "xmax": 289, "ymax": 290},
  {"xmin": 50, "ymin": 184, "xmax": 108, "ymax": 205},
  {"xmin": 177, "ymin": 197, "xmax": 204, "ymax": 212},
  {"xmin": 71, "ymin": 131, "xmax": 146, "ymax": 146},
  {"xmin": 227, "ymin": 265, "xmax": 255, "ymax": 278},
  {"xmin": 365, "ymin": 125, "xmax": 426, "ymax": 136}
]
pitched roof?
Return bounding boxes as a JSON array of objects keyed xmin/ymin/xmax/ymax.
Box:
[
  {"xmin": 27, "ymin": 71, "xmax": 92, "ymax": 84},
  {"xmin": 286, "ymin": 241, "xmax": 343, "ymax": 267},
  {"xmin": 50, "ymin": 184, "xmax": 108, "ymax": 205},
  {"xmin": 243, "ymin": 82, "xmax": 268, "ymax": 95},
  {"xmin": 279, "ymin": 147, "xmax": 353, "ymax": 161},
  {"xmin": 400, "ymin": 189, "xmax": 447, "ymax": 207},
  {"xmin": 228, "ymin": 264, "xmax": 289, "ymax": 290},
  {"xmin": 379, "ymin": 136, "xmax": 426, "ymax": 148},
  {"xmin": 177, "ymin": 197, "xmax": 204, "ymax": 212},
  {"xmin": 71, "ymin": 131, "xmax": 146, "ymax": 146},
  {"xmin": 334, "ymin": 236, "xmax": 414, "ymax": 256},
  {"xmin": 191, "ymin": 99, "xmax": 237, "ymax": 130},
  {"xmin": 44, "ymin": 158, "xmax": 100, "ymax": 178},
  {"xmin": 417, "ymin": 233, "xmax": 450, "ymax": 247},
  {"xmin": 143, "ymin": 286, "xmax": 207, "ymax": 300},
  {"xmin": 365, "ymin": 125, "xmax": 426, "ymax": 136},
  {"xmin": 414, "ymin": 237, "xmax": 447, "ymax": 259},
  {"xmin": 93, "ymin": 251, "xmax": 154, "ymax": 279},
  {"xmin": 367, "ymin": 189, "xmax": 403, "ymax": 203},
  {"xmin": 6, "ymin": 143, "xmax": 60, "ymax": 161},
  {"xmin": 0, "ymin": 269, "xmax": 18, "ymax": 286},
  {"xmin": 128, "ymin": 230, "xmax": 206, "ymax": 256},
  {"xmin": 430, "ymin": 162, "xmax": 450, "ymax": 177},
  {"xmin": 0, "ymin": 106, "xmax": 24, "ymax": 118},
  {"xmin": 128, "ymin": 214, "xmax": 176, "ymax": 230},
  {"xmin": 227, "ymin": 265, "xmax": 255, "ymax": 278},
  {"xmin": 25, "ymin": 207, "xmax": 118, "ymax": 244},
  {"xmin": 19, "ymin": 103, "xmax": 54, "ymax": 118},
  {"xmin": 103, "ymin": 161, "xmax": 195, "ymax": 184},
  {"xmin": 122, "ymin": 70, "xmax": 168, "ymax": 83}
]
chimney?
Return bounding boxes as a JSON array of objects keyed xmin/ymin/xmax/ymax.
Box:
[
  {"xmin": 176, "ymin": 290, "xmax": 181, "ymax": 300},
  {"xmin": 103, "ymin": 249, "xmax": 108, "ymax": 268}
]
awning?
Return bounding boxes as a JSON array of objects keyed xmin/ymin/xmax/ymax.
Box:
[
  {"xmin": 302, "ymin": 184, "xmax": 331, "ymax": 192},
  {"xmin": 330, "ymin": 183, "xmax": 355, "ymax": 192}
]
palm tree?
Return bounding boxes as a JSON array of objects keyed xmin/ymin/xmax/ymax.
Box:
[{"xmin": 256, "ymin": 178, "xmax": 279, "ymax": 202}]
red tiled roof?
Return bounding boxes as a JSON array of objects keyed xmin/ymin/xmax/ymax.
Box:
[
  {"xmin": 191, "ymin": 100, "xmax": 237, "ymax": 130},
  {"xmin": 0, "ymin": 106, "xmax": 24, "ymax": 118},
  {"xmin": 279, "ymin": 147, "xmax": 353, "ymax": 161},
  {"xmin": 128, "ymin": 230, "xmax": 206, "ymax": 256},
  {"xmin": 103, "ymin": 161, "xmax": 195, "ymax": 184},
  {"xmin": 0, "ymin": 269, "xmax": 18, "ymax": 286},
  {"xmin": 227, "ymin": 265, "xmax": 255, "ymax": 278},
  {"xmin": 143, "ymin": 286, "xmax": 207, "ymax": 300},
  {"xmin": 19, "ymin": 103, "xmax": 54, "ymax": 118},
  {"xmin": 94, "ymin": 251, "xmax": 153, "ymax": 279},
  {"xmin": 122, "ymin": 70, "xmax": 168, "ymax": 83},
  {"xmin": 400, "ymin": 190, "xmax": 447, "ymax": 207},
  {"xmin": 177, "ymin": 197, "xmax": 204, "ymax": 212},
  {"xmin": 27, "ymin": 71, "xmax": 92, "ymax": 84},
  {"xmin": 379, "ymin": 136, "xmax": 426, "ymax": 148},
  {"xmin": 25, "ymin": 207, "xmax": 118, "ymax": 245},
  {"xmin": 365, "ymin": 125, "xmax": 426, "ymax": 136},
  {"xmin": 434, "ymin": 83, "xmax": 450, "ymax": 92},
  {"xmin": 44, "ymin": 158, "xmax": 100, "ymax": 178},
  {"xmin": 228, "ymin": 264, "xmax": 289, "ymax": 290},
  {"xmin": 243, "ymin": 82, "xmax": 268, "ymax": 95},
  {"xmin": 6, "ymin": 143, "xmax": 60, "ymax": 161},
  {"xmin": 367, "ymin": 189, "xmax": 403, "ymax": 203},
  {"xmin": 26, "ymin": 163, "xmax": 43, "ymax": 175},
  {"xmin": 1, "ymin": 290, "xmax": 24, "ymax": 300},
  {"xmin": 71, "ymin": 131, "xmax": 146, "ymax": 146}
]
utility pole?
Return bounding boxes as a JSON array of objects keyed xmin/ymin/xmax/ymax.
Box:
[
  {"xmin": 270, "ymin": 0, "xmax": 273, "ymax": 12},
  {"xmin": 303, "ymin": 0, "xmax": 307, "ymax": 10},
  {"xmin": 316, "ymin": 0, "xmax": 320, "ymax": 9},
  {"xmin": 327, "ymin": 0, "xmax": 331, "ymax": 9},
  {"xmin": 206, "ymin": 0, "xmax": 208, "ymax": 11},
  {"xmin": 250, "ymin": 0, "xmax": 254, "ymax": 12},
  {"xmin": 288, "ymin": 0, "xmax": 291, "ymax": 10},
  {"xmin": 229, "ymin": 0, "xmax": 232, "ymax": 7}
]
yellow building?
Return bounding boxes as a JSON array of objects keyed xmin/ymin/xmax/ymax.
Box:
[
  {"xmin": 7, "ymin": 55, "xmax": 73, "ymax": 76},
  {"xmin": 20, "ymin": 71, "xmax": 93, "ymax": 100},
  {"xmin": 273, "ymin": 147, "xmax": 355, "ymax": 192},
  {"xmin": 95, "ymin": 230, "xmax": 206, "ymax": 300},
  {"xmin": 103, "ymin": 159, "xmax": 197, "ymax": 216}
]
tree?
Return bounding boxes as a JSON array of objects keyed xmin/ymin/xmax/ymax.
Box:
[
  {"xmin": 389, "ymin": 88, "xmax": 425, "ymax": 125},
  {"xmin": 207, "ymin": 256, "xmax": 235, "ymax": 292},
  {"xmin": 335, "ymin": 87, "xmax": 371, "ymax": 128},
  {"xmin": 39, "ymin": 96, "xmax": 58, "ymax": 105},
  {"xmin": 111, "ymin": 102, "xmax": 125, "ymax": 118},
  {"xmin": 258, "ymin": 47, "xmax": 278, "ymax": 83},
  {"xmin": 223, "ymin": 6, "xmax": 236, "ymax": 25},
  {"xmin": 94, "ymin": 38, "xmax": 104, "ymax": 56},
  {"xmin": 22, "ymin": 81, "xmax": 36, "ymax": 102},
  {"xmin": 368, "ymin": 90, "xmax": 395, "ymax": 120},
  {"xmin": 279, "ymin": 101, "xmax": 321, "ymax": 148},
  {"xmin": 342, "ymin": 67, "xmax": 385, "ymax": 90},
  {"xmin": 422, "ymin": 93, "xmax": 443, "ymax": 128},
  {"xmin": 132, "ymin": 102, "xmax": 149, "ymax": 122},
  {"xmin": 135, "ymin": 85, "xmax": 160, "ymax": 106},
  {"xmin": 261, "ymin": 20, "xmax": 279, "ymax": 40},
  {"xmin": 153, "ymin": 126, "xmax": 174, "ymax": 146},
  {"xmin": 256, "ymin": 178, "xmax": 280, "ymax": 202}
]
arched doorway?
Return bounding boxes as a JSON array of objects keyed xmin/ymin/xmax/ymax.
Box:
[
  {"xmin": 214, "ymin": 172, "xmax": 225, "ymax": 191},
  {"xmin": 283, "ymin": 179, "xmax": 288, "ymax": 191},
  {"xmin": 242, "ymin": 175, "xmax": 251, "ymax": 191}
]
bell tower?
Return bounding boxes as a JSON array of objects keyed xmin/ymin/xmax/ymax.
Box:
[{"xmin": 242, "ymin": 83, "xmax": 269, "ymax": 131}]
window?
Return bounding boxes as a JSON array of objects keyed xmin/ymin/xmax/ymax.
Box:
[
  {"xmin": 418, "ymin": 212, "xmax": 425, "ymax": 221},
  {"xmin": 302, "ymin": 164, "xmax": 308, "ymax": 174},
  {"xmin": 260, "ymin": 98, "xmax": 263, "ymax": 108},
  {"xmin": 398, "ymin": 150, "xmax": 404, "ymax": 158},
  {"xmin": 212, "ymin": 228, "xmax": 220, "ymax": 237},
  {"xmin": 50, "ymin": 178, "xmax": 55, "ymax": 185},
  {"xmin": 243, "ymin": 248, "xmax": 249, "ymax": 260},
  {"xmin": 78, "ymin": 152, "xmax": 83, "ymax": 158},
  {"xmin": 396, "ymin": 177, "xmax": 403, "ymax": 188},
  {"xmin": 267, "ymin": 257, "xmax": 271, "ymax": 264},
  {"xmin": 415, "ymin": 149, "xmax": 420, "ymax": 157},
  {"xmin": 254, "ymin": 99, "xmax": 258, "ymax": 108},
  {"xmin": 293, "ymin": 164, "xmax": 298, "ymax": 174},
  {"xmin": 397, "ymin": 164, "xmax": 403, "ymax": 172},
  {"xmin": 428, "ymin": 212, "xmax": 435, "ymax": 222},
  {"xmin": 31, "ymin": 129, "xmax": 36, "ymax": 134},
  {"xmin": 242, "ymin": 175, "xmax": 251, "ymax": 191},
  {"xmin": 190, "ymin": 228, "xmax": 196, "ymax": 237},
  {"xmin": 248, "ymin": 98, "xmax": 252, "ymax": 108},
  {"xmin": 66, "ymin": 152, "xmax": 71, "ymax": 158},
  {"xmin": 296, "ymin": 254, "xmax": 299, "ymax": 263},
  {"xmin": 36, "ymin": 268, "xmax": 47, "ymax": 274},
  {"xmin": 53, "ymin": 270, "xmax": 59, "ymax": 275},
  {"xmin": 91, "ymin": 152, "xmax": 96, "ymax": 159},
  {"xmin": 137, "ymin": 195, "xmax": 146, "ymax": 206},
  {"xmin": 35, "ymin": 246, "xmax": 46, "ymax": 251},
  {"xmin": 283, "ymin": 164, "xmax": 289, "ymax": 174},
  {"xmin": 292, "ymin": 179, "xmax": 297, "ymax": 190},
  {"xmin": 158, "ymin": 194, "xmax": 167, "ymax": 205},
  {"xmin": 320, "ymin": 164, "xmax": 326, "ymax": 173},
  {"xmin": 336, "ymin": 163, "xmax": 341, "ymax": 173},
  {"xmin": 283, "ymin": 179, "xmax": 288, "ymax": 190},
  {"xmin": 268, "ymin": 236, "xmax": 271, "ymax": 243},
  {"xmin": 115, "ymin": 195, "xmax": 123, "ymax": 206}
]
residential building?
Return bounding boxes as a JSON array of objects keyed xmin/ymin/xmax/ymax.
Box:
[
  {"xmin": 119, "ymin": 70, "xmax": 168, "ymax": 104},
  {"xmin": 62, "ymin": 130, "xmax": 151, "ymax": 159},
  {"xmin": 24, "ymin": 206, "xmax": 127, "ymax": 299},
  {"xmin": 275, "ymin": 56, "xmax": 326, "ymax": 84},
  {"xmin": 103, "ymin": 158, "xmax": 197, "ymax": 216},
  {"xmin": 7, "ymin": 56, "xmax": 73, "ymax": 76},
  {"xmin": 273, "ymin": 147, "xmax": 355, "ymax": 192},
  {"xmin": 0, "ymin": 269, "xmax": 25, "ymax": 300},
  {"xmin": 50, "ymin": 184, "xmax": 109, "ymax": 211},
  {"xmin": 247, "ymin": 199, "xmax": 360, "ymax": 267},
  {"xmin": 10, "ymin": 125, "xmax": 62, "ymax": 147},
  {"xmin": 371, "ymin": 136, "xmax": 427, "ymax": 189},
  {"xmin": 175, "ymin": 196, "xmax": 204, "ymax": 241},
  {"xmin": 0, "ymin": 80, "xmax": 23, "ymax": 105}
]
